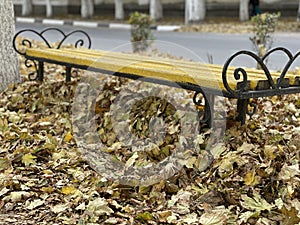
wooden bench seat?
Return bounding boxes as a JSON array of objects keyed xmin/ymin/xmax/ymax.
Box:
[
  {"xmin": 13, "ymin": 28, "xmax": 300, "ymax": 126},
  {"xmin": 70, "ymin": 48, "xmax": 300, "ymax": 86},
  {"xmin": 26, "ymin": 47, "xmax": 233, "ymax": 92},
  {"xmin": 25, "ymin": 48, "xmax": 300, "ymax": 94}
]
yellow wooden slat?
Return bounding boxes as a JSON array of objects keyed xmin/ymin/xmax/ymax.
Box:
[
  {"xmin": 61, "ymin": 48, "xmax": 300, "ymax": 89},
  {"xmin": 26, "ymin": 48, "xmax": 300, "ymax": 92},
  {"xmin": 60, "ymin": 48, "xmax": 271, "ymax": 82},
  {"xmin": 26, "ymin": 48, "xmax": 230, "ymax": 91},
  {"xmin": 29, "ymin": 48, "xmax": 269, "ymax": 91},
  {"xmin": 67, "ymin": 48, "xmax": 299, "ymax": 86}
]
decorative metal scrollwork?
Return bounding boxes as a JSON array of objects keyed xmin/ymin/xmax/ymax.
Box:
[
  {"xmin": 222, "ymin": 50, "xmax": 275, "ymax": 96},
  {"xmin": 13, "ymin": 28, "xmax": 92, "ymax": 81},
  {"xmin": 246, "ymin": 101, "xmax": 257, "ymax": 118},
  {"xmin": 222, "ymin": 47, "xmax": 300, "ymax": 96},
  {"xmin": 266, "ymin": 48, "xmax": 300, "ymax": 89},
  {"xmin": 193, "ymin": 91, "xmax": 213, "ymax": 126},
  {"xmin": 13, "ymin": 28, "xmax": 91, "ymax": 54},
  {"xmin": 24, "ymin": 59, "xmax": 39, "ymax": 81}
]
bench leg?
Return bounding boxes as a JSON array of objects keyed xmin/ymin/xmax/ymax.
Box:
[
  {"xmin": 193, "ymin": 91, "xmax": 215, "ymax": 128},
  {"xmin": 236, "ymin": 99, "xmax": 248, "ymax": 125},
  {"xmin": 37, "ymin": 61, "xmax": 44, "ymax": 82},
  {"xmin": 205, "ymin": 94, "xmax": 215, "ymax": 128},
  {"xmin": 66, "ymin": 66, "xmax": 72, "ymax": 82}
]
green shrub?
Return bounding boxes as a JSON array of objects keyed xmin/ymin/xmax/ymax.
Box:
[
  {"xmin": 129, "ymin": 12, "xmax": 154, "ymax": 52},
  {"xmin": 250, "ymin": 12, "xmax": 280, "ymax": 57}
]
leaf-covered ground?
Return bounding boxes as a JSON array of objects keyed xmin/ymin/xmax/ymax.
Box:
[{"xmin": 0, "ymin": 43, "xmax": 300, "ymax": 224}]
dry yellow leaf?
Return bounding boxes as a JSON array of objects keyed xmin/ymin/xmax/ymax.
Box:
[
  {"xmin": 61, "ymin": 185, "xmax": 77, "ymax": 195},
  {"xmin": 64, "ymin": 132, "xmax": 73, "ymax": 142},
  {"xmin": 264, "ymin": 145, "xmax": 277, "ymax": 160},
  {"xmin": 41, "ymin": 186, "xmax": 55, "ymax": 194},
  {"xmin": 22, "ymin": 154, "xmax": 36, "ymax": 166},
  {"xmin": 43, "ymin": 169, "xmax": 53, "ymax": 175},
  {"xmin": 244, "ymin": 170, "xmax": 259, "ymax": 186}
]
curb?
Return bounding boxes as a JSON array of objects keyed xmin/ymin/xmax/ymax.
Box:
[{"xmin": 16, "ymin": 17, "xmax": 181, "ymax": 32}]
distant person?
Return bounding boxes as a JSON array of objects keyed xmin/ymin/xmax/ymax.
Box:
[{"xmin": 250, "ymin": 0, "xmax": 261, "ymax": 17}]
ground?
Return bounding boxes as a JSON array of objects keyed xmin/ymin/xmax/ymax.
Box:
[{"xmin": 0, "ymin": 20, "xmax": 300, "ymax": 224}]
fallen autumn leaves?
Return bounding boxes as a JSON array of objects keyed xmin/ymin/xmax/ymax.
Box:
[{"xmin": 0, "ymin": 45, "xmax": 300, "ymax": 224}]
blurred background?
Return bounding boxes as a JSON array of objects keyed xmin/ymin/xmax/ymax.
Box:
[{"xmin": 12, "ymin": 0, "xmax": 300, "ymax": 24}]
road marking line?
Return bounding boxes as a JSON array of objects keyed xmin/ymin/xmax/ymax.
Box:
[
  {"xmin": 16, "ymin": 17, "xmax": 35, "ymax": 23},
  {"xmin": 42, "ymin": 19, "xmax": 64, "ymax": 26},
  {"xmin": 156, "ymin": 25, "xmax": 181, "ymax": 31},
  {"xmin": 73, "ymin": 21, "xmax": 98, "ymax": 28},
  {"xmin": 109, "ymin": 23, "xmax": 132, "ymax": 30}
]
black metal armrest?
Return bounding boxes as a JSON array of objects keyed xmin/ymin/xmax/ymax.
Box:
[{"xmin": 12, "ymin": 28, "xmax": 92, "ymax": 81}]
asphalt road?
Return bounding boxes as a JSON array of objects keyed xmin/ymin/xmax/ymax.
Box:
[{"xmin": 16, "ymin": 22, "xmax": 300, "ymax": 70}]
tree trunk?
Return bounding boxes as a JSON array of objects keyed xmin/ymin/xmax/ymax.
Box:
[
  {"xmin": 150, "ymin": 0, "xmax": 163, "ymax": 21},
  {"xmin": 115, "ymin": 0, "xmax": 124, "ymax": 20},
  {"xmin": 0, "ymin": 0, "xmax": 20, "ymax": 91},
  {"xmin": 297, "ymin": 0, "xmax": 300, "ymax": 22},
  {"xmin": 22, "ymin": 0, "xmax": 33, "ymax": 16},
  {"xmin": 81, "ymin": 0, "xmax": 94, "ymax": 18},
  {"xmin": 46, "ymin": 0, "xmax": 52, "ymax": 17},
  {"xmin": 239, "ymin": 0, "xmax": 249, "ymax": 21},
  {"xmin": 185, "ymin": 0, "xmax": 206, "ymax": 24}
]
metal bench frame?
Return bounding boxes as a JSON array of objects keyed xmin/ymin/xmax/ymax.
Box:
[{"xmin": 13, "ymin": 28, "xmax": 300, "ymax": 127}]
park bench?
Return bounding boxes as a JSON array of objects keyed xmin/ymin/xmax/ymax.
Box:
[{"xmin": 13, "ymin": 28, "xmax": 300, "ymax": 127}]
